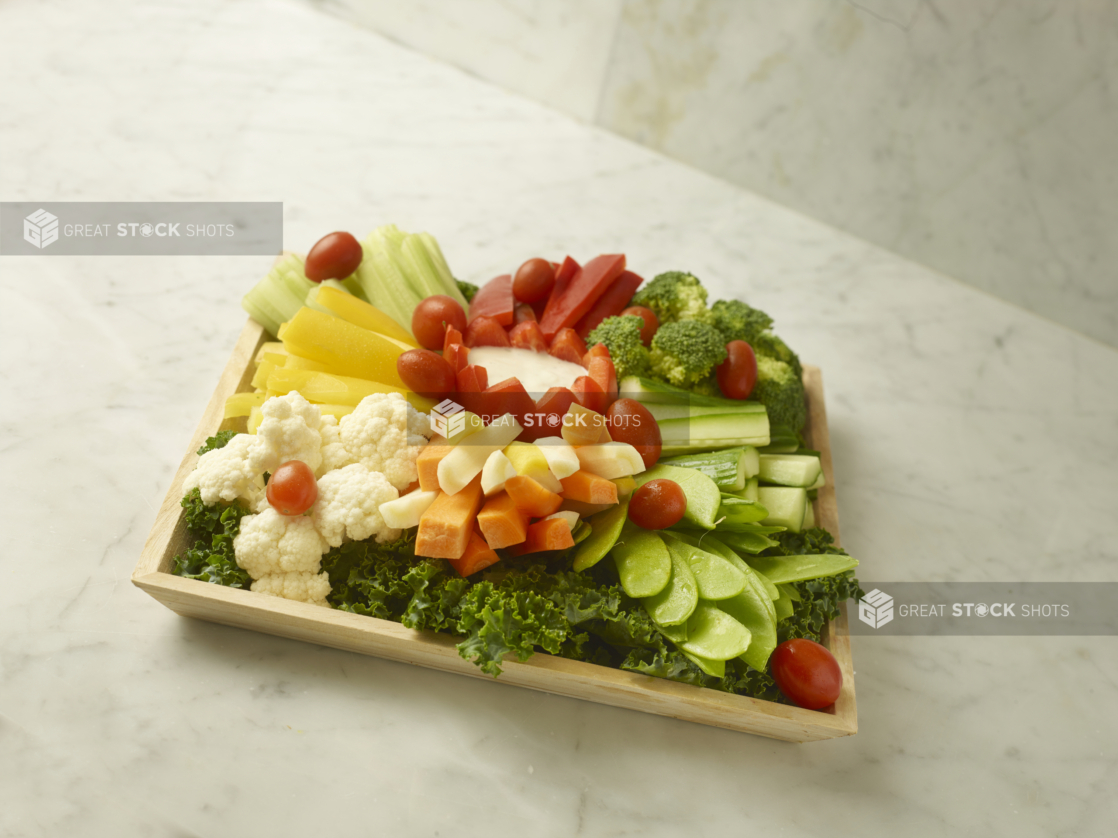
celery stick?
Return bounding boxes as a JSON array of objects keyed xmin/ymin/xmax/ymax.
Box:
[{"xmin": 417, "ymin": 232, "xmax": 468, "ymax": 307}]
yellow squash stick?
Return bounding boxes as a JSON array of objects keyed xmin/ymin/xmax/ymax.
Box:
[
  {"xmin": 251, "ymin": 359, "xmax": 278, "ymax": 391},
  {"xmin": 267, "ymin": 367, "xmax": 435, "ymax": 413},
  {"xmin": 315, "ymin": 285, "xmax": 418, "ymax": 347},
  {"xmin": 254, "ymin": 341, "xmax": 287, "ymax": 365},
  {"xmin": 283, "ymin": 353, "xmax": 332, "ymax": 373},
  {"xmin": 282, "ymin": 307, "xmax": 407, "ymax": 388},
  {"xmin": 224, "ymin": 391, "xmax": 266, "ymax": 419}
]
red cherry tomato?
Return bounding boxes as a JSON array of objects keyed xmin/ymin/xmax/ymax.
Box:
[
  {"xmin": 606, "ymin": 398, "xmax": 661, "ymax": 468},
  {"xmin": 716, "ymin": 340, "xmax": 758, "ymax": 400},
  {"xmin": 770, "ymin": 639, "xmax": 843, "ymax": 710},
  {"xmin": 412, "ymin": 295, "xmax": 468, "ymax": 350},
  {"xmin": 620, "ymin": 305, "xmax": 659, "ymax": 347},
  {"xmin": 396, "ymin": 348, "xmax": 456, "ymax": 398},
  {"xmin": 513, "ymin": 258, "xmax": 556, "ymax": 304},
  {"xmin": 629, "ymin": 479, "xmax": 686, "ymax": 530},
  {"xmin": 266, "ymin": 461, "xmax": 318, "ymax": 516},
  {"xmin": 304, "ymin": 232, "xmax": 363, "ymax": 283}
]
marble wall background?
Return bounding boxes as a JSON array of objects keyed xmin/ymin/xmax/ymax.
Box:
[{"xmin": 318, "ymin": 0, "xmax": 1118, "ymax": 348}]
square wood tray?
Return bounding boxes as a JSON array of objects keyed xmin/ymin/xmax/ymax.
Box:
[{"xmin": 132, "ymin": 317, "xmax": 857, "ymax": 742}]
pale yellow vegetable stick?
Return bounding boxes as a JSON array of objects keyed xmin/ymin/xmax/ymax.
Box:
[
  {"xmin": 224, "ymin": 391, "xmax": 266, "ymax": 419},
  {"xmin": 266, "ymin": 367, "xmax": 435, "ymax": 413}
]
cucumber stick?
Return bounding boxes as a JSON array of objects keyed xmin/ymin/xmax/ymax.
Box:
[
  {"xmin": 757, "ymin": 486, "xmax": 808, "ymax": 533},
  {"xmin": 657, "ymin": 413, "xmax": 770, "ymax": 452},
  {"xmin": 659, "ymin": 447, "xmax": 759, "ymax": 491},
  {"xmin": 758, "ymin": 454, "xmax": 822, "ymax": 488}
]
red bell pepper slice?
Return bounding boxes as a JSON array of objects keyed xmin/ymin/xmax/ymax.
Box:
[
  {"xmin": 464, "ymin": 315, "xmax": 511, "ymax": 348},
  {"xmin": 444, "ymin": 342, "xmax": 469, "ymax": 373},
  {"xmin": 443, "ymin": 326, "xmax": 463, "ymax": 354},
  {"xmin": 574, "ymin": 270, "xmax": 644, "ymax": 338},
  {"xmin": 549, "ymin": 327, "xmax": 587, "ymax": 366},
  {"xmin": 456, "ymin": 364, "xmax": 489, "ymax": 393},
  {"xmin": 538, "ymin": 254, "xmax": 626, "ymax": 341},
  {"xmin": 519, "ymin": 386, "xmax": 576, "ymax": 441},
  {"xmin": 508, "ymin": 320, "xmax": 548, "ymax": 353},
  {"xmin": 478, "ymin": 377, "xmax": 537, "ymax": 427},
  {"xmin": 571, "ymin": 375, "xmax": 607, "ymax": 415},
  {"xmin": 468, "ymin": 274, "xmax": 515, "ymax": 326},
  {"xmin": 583, "ymin": 343, "xmax": 610, "ymax": 365},
  {"xmin": 587, "ymin": 355, "xmax": 618, "ymax": 406}
]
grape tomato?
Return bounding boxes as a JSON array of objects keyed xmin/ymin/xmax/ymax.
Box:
[
  {"xmin": 716, "ymin": 340, "xmax": 758, "ymax": 400},
  {"xmin": 396, "ymin": 348, "xmax": 456, "ymax": 398},
  {"xmin": 513, "ymin": 258, "xmax": 555, "ymax": 304},
  {"xmin": 304, "ymin": 232, "xmax": 363, "ymax": 283},
  {"xmin": 629, "ymin": 479, "xmax": 686, "ymax": 530},
  {"xmin": 770, "ymin": 639, "xmax": 842, "ymax": 710},
  {"xmin": 412, "ymin": 295, "xmax": 468, "ymax": 350},
  {"xmin": 606, "ymin": 398, "xmax": 662, "ymax": 468},
  {"xmin": 266, "ymin": 460, "xmax": 318, "ymax": 516}
]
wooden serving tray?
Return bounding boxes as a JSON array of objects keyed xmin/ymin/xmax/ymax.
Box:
[{"xmin": 132, "ymin": 318, "xmax": 857, "ymax": 742}]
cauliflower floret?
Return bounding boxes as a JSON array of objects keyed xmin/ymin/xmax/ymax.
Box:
[
  {"xmin": 313, "ymin": 463, "xmax": 401, "ymax": 547},
  {"xmin": 182, "ymin": 433, "xmax": 263, "ymax": 505},
  {"xmin": 251, "ymin": 571, "xmax": 332, "ymax": 607},
  {"xmin": 337, "ymin": 393, "xmax": 431, "ymax": 490},
  {"xmin": 318, "ymin": 414, "xmax": 357, "ymax": 476},
  {"xmin": 249, "ymin": 391, "xmax": 323, "ymax": 476},
  {"xmin": 233, "ymin": 507, "xmax": 329, "ymax": 579}
]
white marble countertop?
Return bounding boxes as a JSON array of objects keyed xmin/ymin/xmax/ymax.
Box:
[{"xmin": 2, "ymin": 0, "xmax": 1116, "ymax": 835}]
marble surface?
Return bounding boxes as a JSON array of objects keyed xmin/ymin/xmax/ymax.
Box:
[
  {"xmin": 322, "ymin": 0, "xmax": 1118, "ymax": 348},
  {"xmin": 2, "ymin": 0, "xmax": 1117, "ymax": 836},
  {"xmin": 596, "ymin": 0, "xmax": 1118, "ymax": 349},
  {"xmin": 316, "ymin": 0, "xmax": 624, "ymax": 122}
]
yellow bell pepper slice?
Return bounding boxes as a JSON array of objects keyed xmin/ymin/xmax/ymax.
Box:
[
  {"xmin": 254, "ymin": 342, "xmax": 287, "ymax": 365},
  {"xmin": 315, "ymin": 285, "xmax": 418, "ymax": 347},
  {"xmin": 281, "ymin": 307, "xmax": 406, "ymax": 388},
  {"xmin": 267, "ymin": 367, "xmax": 434, "ymax": 413},
  {"xmin": 224, "ymin": 391, "xmax": 266, "ymax": 419},
  {"xmin": 251, "ymin": 359, "xmax": 277, "ymax": 391}
]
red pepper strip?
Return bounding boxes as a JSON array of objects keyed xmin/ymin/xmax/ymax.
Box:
[
  {"xmin": 574, "ymin": 270, "xmax": 644, "ymax": 338},
  {"xmin": 538, "ymin": 254, "xmax": 626, "ymax": 341},
  {"xmin": 468, "ymin": 274, "xmax": 515, "ymax": 326}
]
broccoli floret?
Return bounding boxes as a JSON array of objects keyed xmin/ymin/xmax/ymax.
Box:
[
  {"xmin": 585, "ymin": 315, "xmax": 651, "ymax": 382},
  {"xmin": 752, "ymin": 330, "xmax": 803, "ymax": 380},
  {"xmin": 456, "ymin": 279, "xmax": 479, "ymax": 303},
  {"xmin": 710, "ymin": 299, "xmax": 773, "ymax": 346},
  {"xmin": 753, "ymin": 355, "xmax": 806, "ymax": 432},
  {"xmin": 649, "ymin": 320, "xmax": 728, "ymax": 389},
  {"xmin": 630, "ymin": 271, "xmax": 710, "ymax": 324}
]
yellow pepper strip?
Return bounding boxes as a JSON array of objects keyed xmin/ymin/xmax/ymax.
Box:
[
  {"xmin": 224, "ymin": 391, "xmax": 266, "ymax": 419},
  {"xmin": 281, "ymin": 307, "xmax": 407, "ymax": 388},
  {"xmin": 315, "ymin": 285, "xmax": 418, "ymax": 347},
  {"xmin": 254, "ymin": 341, "xmax": 287, "ymax": 365},
  {"xmin": 267, "ymin": 367, "xmax": 435, "ymax": 413}
]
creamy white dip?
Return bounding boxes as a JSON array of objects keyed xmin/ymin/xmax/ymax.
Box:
[{"xmin": 467, "ymin": 347, "xmax": 586, "ymax": 396}]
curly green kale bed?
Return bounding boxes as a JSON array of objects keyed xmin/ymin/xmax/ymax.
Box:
[{"xmin": 173, "ymin": 434, "xmax": 862, "ymax": 703}]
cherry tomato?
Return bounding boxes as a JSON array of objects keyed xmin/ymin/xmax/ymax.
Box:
[
  {"xmin": 716, "ymin": 340, "xmax": 758, "ymax": 400},
  {"xmin": 266, "ymin": 460, "xmax": 318, "ymax": 516},
  {"xmin": 412, "ymin": 295, "xmax": 468, "ymax": 350},
  {"xmin": 513, "ymin": 258, "xmax": 555, "ymax": 304},
  {"xmin": 606, "ymin": 398, "xmax": 662, "ymax": 468},
  {"xmin": 620, "ymin": 305, "xmax": 659, "ymax": 347},
  {"xmin": 304, "ymin": 232, "xmax": 363, "ymax": 283},
  {"xmin": 396, "ymin": 348, "xmax": 456, "ymax": 398},
  {"xmin": 770, "ymin": 639, "xmax": 842, "ymax": 710},
  {"xmin": 629, "ymin": 479, "xmax": 686, "ymax": 530}
]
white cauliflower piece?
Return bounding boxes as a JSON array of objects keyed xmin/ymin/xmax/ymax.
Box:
[
  {"xmin": 251, "ymin": 571, "xmax": 332, "ymax": 607},
  {"xmin": 249, "ymin": 391, "xmax": 323, "ymax": 475},
  {"xmin": 182, "ymin": 433, "xmax": 263, "ymax": 505},
  {"xmin": 318, "ymin": 414, "xmax": 356, "ymax": 476},
  {"xmin": 337, "ymin": 393, "xmax": 431, "ymax": 490},
  {"xmin": 233, "ymin": 507, "xmax": 329, "ymax": 579},
  {"xmin": 313, "ymin": 463, "xmax": 401, "ymax": 547}
]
